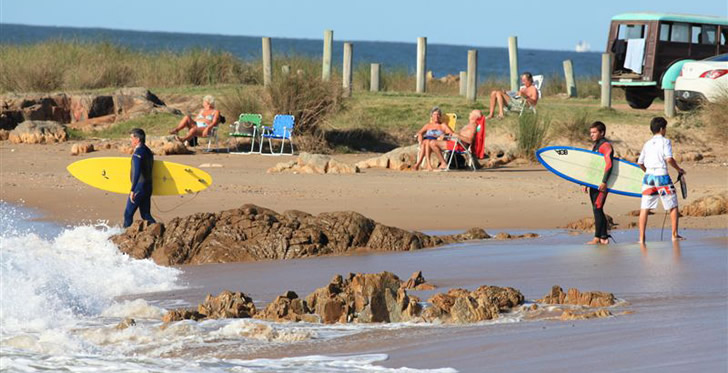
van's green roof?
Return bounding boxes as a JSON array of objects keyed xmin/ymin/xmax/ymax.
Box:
[{"xmin": 612, "ymin": 13, "xmax": 728, "ymax": 26}]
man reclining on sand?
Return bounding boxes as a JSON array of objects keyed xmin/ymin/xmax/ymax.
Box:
[
  {"xmin": 169, "ymin": 95, "xmax": 220, "ymax": 143},
  {"xmin": 486, "ymin": 72, "xmax": 538, "ymax": 119},
  {"xmin": 427, "ymin": 110, "xmax": 482, "ymax": 168},
  {"xmin": 414, "ymin": 107, "xmax": 453, "ymax": 171}
]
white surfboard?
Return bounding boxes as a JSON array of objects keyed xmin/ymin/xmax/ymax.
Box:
[{"xmin": 536, "ymin": 146, "xmax": 644, "ymax": 197}]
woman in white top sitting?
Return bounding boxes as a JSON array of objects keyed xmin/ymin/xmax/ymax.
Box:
[{"xmin": 169, "ymin": 95, "xmax": 220, "ymax": 143}]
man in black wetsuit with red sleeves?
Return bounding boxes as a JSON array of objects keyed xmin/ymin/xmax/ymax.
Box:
[{"xmin": 585, "ymin": 121, "xmax": 613, "ymax": 245}]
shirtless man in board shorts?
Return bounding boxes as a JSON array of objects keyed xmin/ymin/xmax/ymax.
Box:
[
  {"xmin": 637, "ymin": 117, "xmax": 686, "ymax": 243},
  {"xmin": 427, "ymin": 109, "xmax": 482, "ymax": 168}
]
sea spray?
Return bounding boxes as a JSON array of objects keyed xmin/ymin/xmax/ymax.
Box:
[{"xmin": 0, "ymin": 205, "xmax": 458, "ymax": 372}]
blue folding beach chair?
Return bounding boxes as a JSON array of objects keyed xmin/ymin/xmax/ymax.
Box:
[{"xmin": 259, "ymin": 114, "xmax": 295, "ymax": 155}]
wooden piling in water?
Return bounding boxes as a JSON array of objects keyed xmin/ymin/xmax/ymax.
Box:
[
  {"xmin": 508, "ymin": 36, "xmax": 519, "ymax": 92},
  {"xmin": 467, "ymin": 50, "xmax": 478, "ymax": 102},
  {"xmin": 343, "ymin": 42, "xmax": 353, "ymax": 97},
  {"xmin": 563, "ymin": 60, "xmax": 577, "ymax": 97},
  {"xmin": 322, "ymin": 29, "xmax": 333, "ymax": 81},
  {"xmin": 416, "ymin": 37, "xmax": 427, "ymax": 93},
  {"xmin": 600, "ymin": 53, "xmax": 612, "ymax": 108},
  {"xmin": 459, "ymin": 71, "xmax": 467, "ymax": 96},
  {"xmin": 262, "ymin": 37, "xmax": 272, "ymax": 87},
  {"xmin": 370, "ymin": 63, "xmax": 380, "ymax": 92}
]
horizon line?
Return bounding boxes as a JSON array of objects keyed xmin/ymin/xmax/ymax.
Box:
[{"xmin": 0, "ymin": 22, "xmax": 601, "ymax": 54}]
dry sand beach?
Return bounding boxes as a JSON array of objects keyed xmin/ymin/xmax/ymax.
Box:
[{"xmin": 1, "ymin": 141, "xmax": 726, "ymax": 232}]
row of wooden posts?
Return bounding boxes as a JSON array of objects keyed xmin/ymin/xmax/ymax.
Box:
[{"xmin": 261, "ymin": 31, "xmax": 677, "ymax": 117}]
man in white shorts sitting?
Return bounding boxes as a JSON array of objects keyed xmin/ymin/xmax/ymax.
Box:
[{"xmin": 637, "ymin": 117, "xmax": 686, "ymax": 243}]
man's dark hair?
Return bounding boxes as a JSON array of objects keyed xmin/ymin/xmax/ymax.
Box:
[
  {"xmin": 521, "ymin": 72, "xmax": 533, "ymax": 83},
  {"xmin": 590, "ymin": 121, "xmax": 606, "ymax": 134},
  {"xmin": 650, "ymin": 117, "xmax": 667, "ymax": 134},
  {"xmin": 130, "ymin": 128, "xmax": 146, "ymax": 144}
]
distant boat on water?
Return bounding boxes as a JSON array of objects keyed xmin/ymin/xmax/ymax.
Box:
[{"xmin": 575, "ymin": 40, "xmax": 591, "ymax": 53}]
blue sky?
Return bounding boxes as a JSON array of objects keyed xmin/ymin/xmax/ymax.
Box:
[{"xmin": 1, "ymin": 0, "xmax": 725, "ymax": 50}]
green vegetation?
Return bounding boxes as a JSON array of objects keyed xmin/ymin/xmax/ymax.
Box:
[
  {"xmin": 549, "ymin": 109, "xmax": 592, "ymax": 143},
  {"xmin": 516, "ymin": 113, "xmax": 551, "ymax": 159},
  {"xmin": 676, "ymin": 87, "xmax": 728, "ymax": 143},
  {"xmin": 1, "ymin": 40, "xmax": 674, "ymax": 153}
]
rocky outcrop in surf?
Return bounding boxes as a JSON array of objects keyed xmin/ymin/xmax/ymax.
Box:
[
  {"xmin": 421, "ymin": 285, "xmax": 524, "ymax": 324},
  {"xmin": 162, "ymin": 271, "xmax": 524, "ymax": 325},
  {"xmin": 538, "ymin": 285, "xmax": 616, "ymax": 307},
  {"xmin": 111, "ymin": 204, "xmax": 490, "ymax": 266},
  {"xmin": 160, "ymin": 272, "xmax": 620, "ymax": 325}
]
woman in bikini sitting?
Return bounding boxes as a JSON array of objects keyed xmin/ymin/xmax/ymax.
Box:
[
  {"xmin": 428, "ymin": 109, "xmax": 482, "ymax": 168},
  {"xmin": 414, "ymin": 107, "xmax": 453, "ymax": 171},
  {"xmin": 169, "ymin": 95, "xmax": 220, "ymax": 143}
]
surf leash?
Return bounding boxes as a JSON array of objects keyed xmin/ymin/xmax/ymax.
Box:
[
  {"xmin": 660, "ymin": 173, "xmax": 684, "ymax": 241},
  {"xmin": 152, "ymin": 192, "xmax": 200, "ymax": 214}
]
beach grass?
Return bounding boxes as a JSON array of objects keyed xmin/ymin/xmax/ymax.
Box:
[{"xmin": 3, "ymin": 40, "xmax": 654, "ymax": 150}]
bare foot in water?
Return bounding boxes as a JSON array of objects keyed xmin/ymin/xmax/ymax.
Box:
[
  {"xmin": 672, "ymin": 235, "xmax": 686, "ymax": 241},
  {"xmin": 600, "ymin": 238, "xmax": 610, "ymax": 245},
  {"xmin": 586, "ymin": 237, "xmax": 601, "ymax": 245}
]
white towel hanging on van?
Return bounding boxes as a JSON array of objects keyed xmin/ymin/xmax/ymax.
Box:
[{"xmin": 624, "ymin": 38, "xmax": 646, "ymax": 74}]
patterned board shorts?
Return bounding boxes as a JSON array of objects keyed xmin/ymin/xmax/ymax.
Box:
[{"xmin": 641, "ymin": 174, "xmax": 678, "ymax": 210}]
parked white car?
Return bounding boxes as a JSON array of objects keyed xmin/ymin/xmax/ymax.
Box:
[{"xmin": 675, "ymin": 54, "xmax": 728, "ymax": 110}]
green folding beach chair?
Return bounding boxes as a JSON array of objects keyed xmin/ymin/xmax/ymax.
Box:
[{"xmin": 229, "ymin": 113, "xmax": 263, "ymax": 154}]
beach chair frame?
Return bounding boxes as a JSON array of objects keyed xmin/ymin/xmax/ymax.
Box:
[
  {"xmin": 229, "ymin": 113, "xmax": 263, "ymax": 154},
  {"xmin": 260, "ymin": 114, "xmax": 295, "ymax": 156}
]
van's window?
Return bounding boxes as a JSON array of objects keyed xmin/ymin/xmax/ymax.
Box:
[
  {"xmin": 691, "ymin": 26, "xmax": 702, "ymax": 44},
  {"xmin": 702, "ymin": 25, "xmax": 717, "ymax": 45},
  {"xmin": 705, "ymin": 54, "xmax": 728, "ymax": 62},
  {"xmin": 671, "ymin": 23, "xmax": 689, "ymax": 42},
  {"xmin": 618, "ymin": 24, "xmax": 646, "ymax": 39},
  {"xmin": 722, "ymin": 29, "xmax": 727, "ymax": 45},
  {"xmin": 659, "ymin": 23, "xmax": 670, "ymax": 41}
]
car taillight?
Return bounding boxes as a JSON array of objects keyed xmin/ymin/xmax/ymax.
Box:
[{"xmin": 699, "ymin": 69, "xmax": 728, "ymax": 79}]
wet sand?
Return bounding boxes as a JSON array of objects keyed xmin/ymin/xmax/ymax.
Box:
[{"xmin": 141, "ymin": 229, "xmax": 728, "ymax": 372}]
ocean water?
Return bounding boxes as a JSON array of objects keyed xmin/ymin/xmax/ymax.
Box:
[
  {"xmin": 2, "ymin": 201, "xmax": 726, "ymax": 372},
  {"xmin": 0, "ymin": 23, "xmax": 603, "ymax": 79},
  {"xmin": 0, "ymin": 203, "xmax": 458, "ymax": 372}
]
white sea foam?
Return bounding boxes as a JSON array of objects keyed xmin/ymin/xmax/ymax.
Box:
[
  {"xmin": 0, "ymin": 205, "xmax": 458, "ymax": 372},
  {"xmin": 0, "ymin": 224, "xmax": 181, "ymax": 338}
]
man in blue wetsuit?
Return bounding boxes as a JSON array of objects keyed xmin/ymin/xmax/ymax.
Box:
[
  {"xmin": 584, "ymin": 121, "xmax": 613, "ymax": 245},
  {"xmin": 123, "ymin": 128, "xmax": 156, "ymax": 228}
]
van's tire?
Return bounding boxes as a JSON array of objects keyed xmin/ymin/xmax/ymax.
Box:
[{"xmin": 625, "ymin": 89, "xmax": 656, "ymax": 109}]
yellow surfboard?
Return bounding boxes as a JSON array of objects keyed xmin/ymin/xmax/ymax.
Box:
[{"xmin": 67, "ymin": 157, "xmax": 212, "ymax": 195}]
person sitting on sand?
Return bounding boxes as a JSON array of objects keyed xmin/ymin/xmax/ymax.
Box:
[
  {"xmin": 486, "ymin": 72, "xmax": 538, "ymax": 119},
  {"xmin": 169, "ymin": 95, "xmax": 220, "ymax": 143},
  {"xmin": 638, "ymin": 117, "xmax": 686, "ymax": 243},
  {"xmin": 427, "ymin": 109, "xmax": 483, "ymax": 168},
  {"xmin": 414, "ymin": 107, "xmax": 453, "ymax": 171}
]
